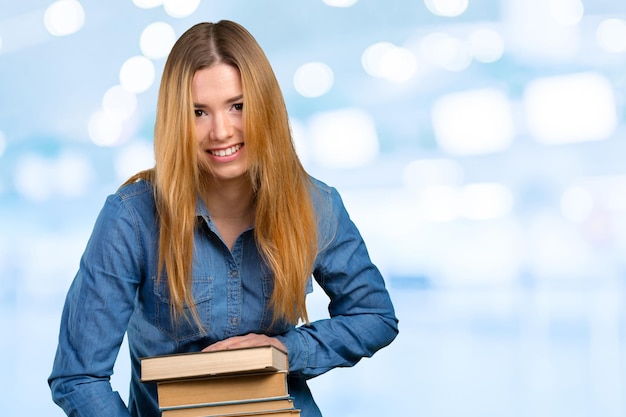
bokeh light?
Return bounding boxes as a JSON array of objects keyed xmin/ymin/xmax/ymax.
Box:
[
  {"xmin": 424, "ymin": 0, "xmax": 469, "ymax": 17},
  {"xmin": 163, "ymin": 0, "xmax": 201, "ymax": 18},
  {"xmin": 432, "ymin": 88, "xmax": 515, "ymax": 155},
  {"xmin": 403, "ymin": 158, "xmax": 464, "ymax": 192},
  {"xmin": 0, "ymin": 130, "xmax": 6, "ymax": 157},
  {"xmin": 461, "ymin": 182, "xmax": 513, "ymax": 220},
  {"xmin": 119, "ymin": 55, "xmax": 156, "ymax": 94},
  {"xmin": 596, "ymin": 18, "xmax": 626, "ymax": 53},
  {"xmin": 294, "ymin": 62, "xmax": 334, "ymax": 97},
  {"xmin": 322, "ymin": 0, "xmax": 358, "ymax": 7},
  {"xmin": 132, "ymin": 0, "xmax": 163, "ymax": 8},
  {"xmin": 44, "ymin": 0, "xmax": 85, "ymax": 37},
  {"xmin": 88, "ymin": 110, "xmax": 124, "ymax": 146},
  {"xmin": 102, "ymin": 85, "xmax": 138, "ymax": 121},
  {"xmin": 419, "ymin": 32, "xmax": 472, "ymax": 71},
  {"xmin": 524, "ymin": 72, "xmax": 617, "ymax": 145},
  {"xmin": 468, "ymin": 28, "xmax": 505, "ymax": 63},
  {"xmin": 114, "ymin": 141, "xmax": 155, "ymax": 182},
  {"xmin": 362, "ymin": 42, "xmax": 418, "ymax": 82},
  {"xmin": 548, "ymin": 0, "xmax": 584, "ymax": 26},
  {"xmin": 13, "ymin": 151, "xmax": 94, "ymax": 201},
  {"xmin": 140, "ymin": 22, "xmax": 176, "ymax": 59},
  {"xmin": 561, "ymin": 185, "xmax": 594, "ymax": 223},
  {"xmin": 309, "ymin": 108, "xmax": 379, "ymax": 169}
]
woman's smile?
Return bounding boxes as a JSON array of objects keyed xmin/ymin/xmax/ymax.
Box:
[{"xmin": 207, "ymin": 143, "xmax": 243, "ymax": 158}]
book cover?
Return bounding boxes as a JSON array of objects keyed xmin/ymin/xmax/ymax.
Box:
[
  {"xmin": 157, "ymin": 371, "xmax": 289, "ymax": 409},
  {"xmin": 141, "ymin": 345, "xmax": 288, "ymax": 382},
  {"xmin": 160, "ymin": 397, "xmax": 295, "ymax": 417}
]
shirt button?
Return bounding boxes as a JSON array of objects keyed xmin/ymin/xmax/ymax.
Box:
[
  {"xmin": 229, "ymin": 270, "xmax": 238, "ymax": 278},
  {"xmin": 230, "ymin": 317, "xmax": 239, "ymax": 325}
]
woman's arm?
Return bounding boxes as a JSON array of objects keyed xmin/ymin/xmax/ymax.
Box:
[
  {"xmin": 276, "ymin": 186, "xmax": 399, "ymax": 378},
  {"xmin": 48, "ymin": 192, "xmax": 143, "ymax": 416}
]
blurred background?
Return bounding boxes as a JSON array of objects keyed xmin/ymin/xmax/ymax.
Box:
[{"xmin": 1, "ymin": 0, "xmax": 626, "ymax": 415}]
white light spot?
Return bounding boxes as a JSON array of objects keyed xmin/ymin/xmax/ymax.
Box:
[
  {"xmin": 309, "ymin": 108, "xmax": 379, "ymax": 169},
  {"xmin": 419, "ymin": 185, "xmax": 460, "ymax": 222},
  {"xmin": 114, "ymin": 141, "xmax": 155, "ymax": 182},
  {"xmin": 432, "ymin": 88, "xmax": 515, "ymax": 155},
  {"xmin": 561, "ymin": 185, "xmax": 593, "ymax": 223},
  {"xmin": 163, "ymin": 0, "xmax": 200, "ymax": 18},
  {"xmin": 13, "ymin": 153, "xmax": 92, "ymax": 200},
  {"xmin": 54, "ymin": 151, "xmax": 95, "ymax": 198},
  {"xmin": 0, "ymin": 131, "xmax": 6, "ymax": 157},
  {"xmin": 468, "ymin": 28, "xmax": 505, "ymax": 63},
  {"xmin": 524, "ymin": 72, "xmax": 617, "ymax": 145},
  {"xmin": 294, "ymin": 62, "xmax": 334, "ymax": 98},
  {"xmin": 140, "ymin": 21, "xmax": 176, "ymax": 59},
  {"xmin": 44, "ymin": 0, "xmax": 85, "ymax": 37},
  {"xmin": 527, "ymin": 212, "xmax": 592, "ymax": 279},
  {"xmin": 420, "ymin": 32, "xmax": 471, "ymax": 72},
  {"xmin": 14, "ymin": 155, "xmax": 52, "ymax": 201},
  {"xmin": 403, "ymin": 158, "xmax": 464, "ymax": 192},
  {"xmin": 572, "ymin": 175, "xmax": 626, "ymax": 212},
  {"xmin": 132, "ymin": 0, "xmax": 163, "ymax": 8},
  {"xmin": 596, "ymin": 18, "xmax": 626, "ymax": 53},
  {"xmin": 119, "ymin": 55, "xmax": 155, "ymax": 94},
  {"xmin": 322, "ymin": 0, "xmax": 358, "ymax": 7},
  {"xmin": 461, "ymin": 183, "xmax": 513, "ymax": 220},
  {"xmin": 548, "ymin": 0, "xmax": 584, "ymax": 26},
  {"xmin": 103, "ymin": 85, "xmax": 137, "ymax": 121},
  {"xmin": 424, "ymin": 0, "xmax": 468, "ymax": 17},
  {"xmin": 362, "ymin": 42, "xmax": 417, "ymax": 82},
  {"xmin": 88, "ymin": 110, "xmax": 123, "ymax": 146}
]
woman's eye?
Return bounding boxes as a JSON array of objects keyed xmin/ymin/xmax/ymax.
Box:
[
  {"xmin": 194, "ymin": 109, "xmax": 205, "ymax": 117},
  {"xmin": 232, "ymin": 103, "xmax": 243, "ymax": 111}
]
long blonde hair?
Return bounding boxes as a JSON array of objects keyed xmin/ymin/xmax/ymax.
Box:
[{"xmin": 125, "ymin": 21, "xmax": 317, "ymax": 327}]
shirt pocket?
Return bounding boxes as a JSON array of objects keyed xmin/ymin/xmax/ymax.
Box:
[{"xmin": 153, "ymin": 276, "xmax": 214, "ymax": 341}]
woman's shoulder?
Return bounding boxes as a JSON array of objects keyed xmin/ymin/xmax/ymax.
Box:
[
  {"xmin": 308, "ymin": 176, "xmax": 334, "ymax": 196},
  {"xmin": 107, "ymin": 178, "xmax": 156, "ymax": 212},
  {"xmin": 308, "ymin": 176, "xmax": 342, "ymax": 204}
]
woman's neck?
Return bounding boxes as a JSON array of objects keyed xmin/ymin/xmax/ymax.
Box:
[{"xmin": 200, "ymin": 177, "xmax": 255, "ymax": 249}]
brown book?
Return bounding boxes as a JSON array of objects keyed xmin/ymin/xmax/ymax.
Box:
[
  {"xmin": 141, "ymin": 345, "xmax": 288, "ymax": 382},
  {"xmin": 206, "ymin": 411, "xmax": 300, "ymax": 417},
  {"xmin": 157, "ymin": 371, "xmax": 289, "ymax": 409},
  {"xmin": 170, "ymin": 411, "xmax": 300, "ymax": 417},
  {"xmin": 160, "ymin": 398, "xmax": 295, "ymax": 417}
]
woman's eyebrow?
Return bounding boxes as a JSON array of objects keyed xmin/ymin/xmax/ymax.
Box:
[{"xmin": 194, "ymin": 94, "xmax": 244, "ymax": 108}]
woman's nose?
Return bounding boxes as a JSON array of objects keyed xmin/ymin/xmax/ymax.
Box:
[{"xmin": 210, "ymin": 112, "xmax": 233, "ymax": 140}]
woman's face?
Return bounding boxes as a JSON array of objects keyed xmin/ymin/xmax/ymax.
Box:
[{"xmin": 192, "ymin": 63, "xmax": 247, "ymax": 182}]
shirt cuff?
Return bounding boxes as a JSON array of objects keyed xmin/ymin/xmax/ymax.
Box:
[{"xmin": 276, "ymin": 327, "xmax": 309, "ymax": 374}]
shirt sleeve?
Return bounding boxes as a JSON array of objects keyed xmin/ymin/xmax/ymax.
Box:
[
  {"xmin": 48, "ymin": 193, "xmax": 143, "ymax": 416},
  {"xmin": 276, "ymin": 186, "xmax": 399, "ymax": 378}
]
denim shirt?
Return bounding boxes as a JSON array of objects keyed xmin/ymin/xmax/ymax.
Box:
[{"xmin": 49, "ymin": 177, "xmax": 398, "ymax": 417}]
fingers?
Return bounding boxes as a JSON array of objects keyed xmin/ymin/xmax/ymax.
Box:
[{"xmin": 202, "ymin": 334, "xmax": 286, "ymax": 352}]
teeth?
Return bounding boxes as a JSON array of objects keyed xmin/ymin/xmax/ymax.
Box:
[{"xmin": 210, "ymin": 144, "xmax": 241, "ymax": 157}]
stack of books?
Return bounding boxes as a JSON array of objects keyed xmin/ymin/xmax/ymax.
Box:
[{"xmin": 140, "ymin": 345, "xmax": 300, "ymax": 417}]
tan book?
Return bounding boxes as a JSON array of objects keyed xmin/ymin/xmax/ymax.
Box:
[
  {"xmin": 141, "ymin": 345, "xmax": 288, "ymax": 382},
  {"xmin": 157, "ymin": 371, "xmax": 289, "ymax": 409},
  {"xmin": 208, "ymin": 411, "xmax": 300, "ymax": 417},
  {"xmin": 160, "ymin": 398, "xmax": 295, "ymax": 417}
]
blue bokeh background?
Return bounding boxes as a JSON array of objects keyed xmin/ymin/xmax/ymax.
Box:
[{"xmin": 2, "ymin": 0, "xmax": 626, "ymax": 416}]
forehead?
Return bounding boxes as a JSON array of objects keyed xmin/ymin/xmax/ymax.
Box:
[{"xmin": 191, "ymin": 64, "xmax": 242, "ymax": 101}]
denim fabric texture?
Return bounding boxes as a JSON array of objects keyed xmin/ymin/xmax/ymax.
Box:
[{"xmin": 48, "ymin": 177, "xmax": 398, "ymax": 417}]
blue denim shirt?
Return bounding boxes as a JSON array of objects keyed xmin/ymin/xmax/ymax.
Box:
[{"xmin": 49, "ymin": 177, "xmax": 398, "ymax": 417}]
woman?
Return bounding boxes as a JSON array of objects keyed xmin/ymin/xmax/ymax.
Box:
[{"xmin": 49, "ymin": 20, "xmax": 398, "ymax": 417}]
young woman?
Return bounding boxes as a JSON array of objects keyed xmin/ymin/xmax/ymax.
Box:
[{"xmin": 49, "ymin": 20, "xmax": 398, "ymax": 417}]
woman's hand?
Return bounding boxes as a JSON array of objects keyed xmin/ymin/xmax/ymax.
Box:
[{"xmin": 202, "ymin": 333, "xmax": 287, "ymax": 353}]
